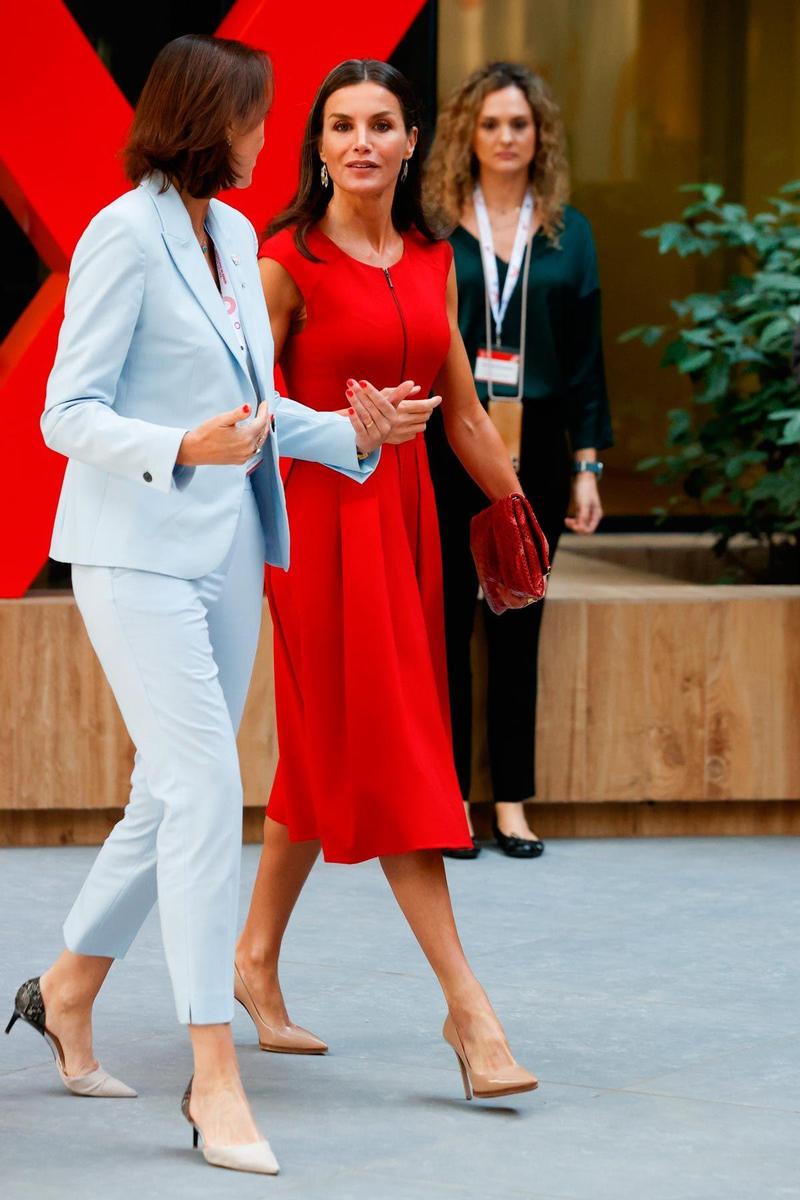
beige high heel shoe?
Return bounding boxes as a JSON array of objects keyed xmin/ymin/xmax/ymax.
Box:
[
  {"xmin": 443, "ymin": 1013, "xmax": 539, "ymax": 1101},
  {"xmin": 234, "ymin": 963, "xmax": 328, "ymax": 1054},
  {"xmin": 6, "ymin": 977, "xmax": 137, "ymax": 1098},
  {"xmin": 181, "ymin": 1076, "xmax": 279, "ymax": 1176}
]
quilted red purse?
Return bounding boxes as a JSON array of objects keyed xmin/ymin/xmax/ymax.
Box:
[{"xmin": 470, "ymin": 493, "xmax": 550, "ymax": 615}]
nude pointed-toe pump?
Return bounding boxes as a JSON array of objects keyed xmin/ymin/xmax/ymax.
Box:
[
  {"xmin": 6, "ymin": 977, "xmax": 137, "ymax": 1098},
  {"xmin": 181, "ymin": 1077, "xmax": 279, "ymax": 1176},
  {"xmin": 443, "ymin": 1014, "xmax": 539, "ymax": 1101},
  {"xmin": 234, "ymin": 963, "xmax": 328, "ymax": 1055}
]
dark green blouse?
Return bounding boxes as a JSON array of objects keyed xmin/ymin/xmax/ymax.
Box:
[{"xmin": 450, "ymin": 204, "xmax": 613, "ymax": 450}]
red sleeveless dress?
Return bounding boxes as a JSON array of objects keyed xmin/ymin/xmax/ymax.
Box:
[{"xmin": 259, "ymin": 226, "xmax": 471, "ymax": 863}]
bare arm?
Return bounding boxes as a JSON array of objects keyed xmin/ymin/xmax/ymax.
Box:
[
  {"xmin": 259, "ymin": 257, "xmax": 304, "ymax": 362},
  {"xmin": 433, "ymin": 263, "xmax": 522, "ymax": 503}
]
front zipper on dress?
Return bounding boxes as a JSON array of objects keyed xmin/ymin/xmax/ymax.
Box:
[{"xmin": 383, "ymin": 267, "xmax": 408, "ymax": 380}]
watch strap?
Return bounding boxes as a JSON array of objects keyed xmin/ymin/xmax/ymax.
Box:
[{"xmin": 573, "ymin": 461, "xmax": 603, "ymax": 478}]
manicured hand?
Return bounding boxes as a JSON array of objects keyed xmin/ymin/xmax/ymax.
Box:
[
  {"xmin": 346, "ymin": 378, "xmax": 416, "ymax": 455},
  {"xmin": 386, "ymin": 395, "xmax": 443, "ymax": 444},
  {"xmin": 177, "ymin": 402, "xmax": 270, "ymax": 466},
  {"xmin": 565, "ymin": 472, "xmax": 603, "ymax": 533}
]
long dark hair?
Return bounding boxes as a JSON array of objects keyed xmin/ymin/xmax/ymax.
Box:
[{"xmin": 269, "ymin": 59, "xmax": 438, "ymax": 260}]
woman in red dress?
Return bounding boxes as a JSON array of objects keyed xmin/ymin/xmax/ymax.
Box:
[{"xmin": 235, "ymin": 60, "xmax": 538, "ymax": 1099}]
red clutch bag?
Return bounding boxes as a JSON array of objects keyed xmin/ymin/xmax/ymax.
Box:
[{"xmin": 470, "ymin": 493, "xmax": 550, "ymax": 615}]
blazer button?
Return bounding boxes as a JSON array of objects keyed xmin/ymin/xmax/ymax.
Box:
[{"xmin": 143, "ymin": 471, "xmax": 153, "ymax": 483}]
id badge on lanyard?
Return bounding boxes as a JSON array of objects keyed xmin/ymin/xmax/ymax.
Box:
[
  {"xmin": 472, "ymin": 185, "xmax": 533, "ymax": 405},
  {"xmin": 474, "ymin": 345, "xmax": 521, "ymax": 388},
  {"xmin": 472, "ymin": 187, "xmax": 534, "ymax": 469}
]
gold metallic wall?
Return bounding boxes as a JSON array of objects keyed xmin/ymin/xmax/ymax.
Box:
[{"xmin": 438, "ymin": 0, "xmax": 800, "ymax": 514}]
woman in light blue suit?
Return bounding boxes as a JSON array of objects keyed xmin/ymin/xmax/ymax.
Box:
[{"xmin": 6, "ymin": 35, "xmax": 404, "ymax": 1176}]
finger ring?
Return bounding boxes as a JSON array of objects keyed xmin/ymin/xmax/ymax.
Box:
[
  {"xmin": 254, "ymin": 437, "xmax": 264, "ymax": 452},
  {"xmin": 364, "ymin": 418, "xmax": 374, "ymax": 428}
]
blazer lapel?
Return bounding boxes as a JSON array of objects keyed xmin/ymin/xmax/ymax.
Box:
[
  {"xmin": 207, "ymin": 202, "xmax": 274, "ymax": 409},
  {"xmin": 143, "ymin": 178, "xmax": 246, "ymax": 371}
]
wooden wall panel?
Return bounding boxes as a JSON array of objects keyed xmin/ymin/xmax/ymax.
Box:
[
  {"xmin": 647, "ymin": 601, "xmax": 708, "ymax": 801},
  {"xmin": 535, "ymin": 599, "xmax": 589, "ymax": 801},
  {"xmin": 4, "ymin": 800, "xmax": 799, "ymax": 848},
  {"xmin": 0, "ymin": 597, "xmax": 133, "ymax": 810},
  {"xmin": 2, "ymin": 541, "xmax": 799, "ymax": 830},
  {"xmin": 704, "ymin": 597, "xmax": 800, "ymax": 800},
  {"xmin": 588, "ymin": 603, "xmax": 652, "ymax": 801}
]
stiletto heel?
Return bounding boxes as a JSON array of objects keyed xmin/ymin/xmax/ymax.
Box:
[
  {"xmin": 454, "ymin": 1050, "xmax": 473, "ymax": 1100},
  {"xmin": 443, "ymin": 1014, "xmax": 538, "ymax": 1101},
  {"xmin": 234, "ymin": 962, "xmax": 328, "ymax": 1055},
  {"xmin": 7, "ymin": 978, "xmax": 136, "ymax": 1098},
  {"xmin": 181, "ymin": 1076, "xmax": 279, "ymax": 1176}
]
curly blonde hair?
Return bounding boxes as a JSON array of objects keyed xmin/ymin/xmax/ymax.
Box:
[{"xmin": 424, "ymin": 62, "xmax": 569, "ymax": 244}]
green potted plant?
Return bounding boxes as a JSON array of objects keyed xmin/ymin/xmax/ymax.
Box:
[{"xmin": 621, "ymin": 182, "xmax": 800, "ymax": 582}]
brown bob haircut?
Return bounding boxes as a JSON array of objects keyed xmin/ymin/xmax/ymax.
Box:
[{"xmin": 125, "ymin": 34, "xmax": 272, "ymax": 198}]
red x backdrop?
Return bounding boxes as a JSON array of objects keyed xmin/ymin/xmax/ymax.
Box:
[{"xmin": 0, "ymin": 0, "xmax": 426, "ymax": 597}]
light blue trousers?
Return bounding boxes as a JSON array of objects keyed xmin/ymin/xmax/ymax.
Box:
[{"xmin": 65, "ymin": 483, "xmax": 265, "ymax": 1024}]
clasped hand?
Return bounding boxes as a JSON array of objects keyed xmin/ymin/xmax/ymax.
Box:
[
  {"xmin": 176, "ymin": 378, "xmax": 443, "ymax": 468},
  {"xmin": 345, "ymin": 379, "xmax": 442, "ymax": 451}
]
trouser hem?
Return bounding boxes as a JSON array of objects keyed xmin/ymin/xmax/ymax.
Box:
[{"xmin": 179, "ymin": 992, "xmax": 235, "ymax": 1026}]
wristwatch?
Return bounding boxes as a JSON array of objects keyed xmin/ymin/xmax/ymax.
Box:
[{"xmin": 572, "ymin": 461, "xmax": 604, "ymax": 479}]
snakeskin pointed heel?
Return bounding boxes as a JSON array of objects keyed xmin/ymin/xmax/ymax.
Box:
[{"xmin": 6, "ymin": 977, "xmax": 136, "ymax": 1098}]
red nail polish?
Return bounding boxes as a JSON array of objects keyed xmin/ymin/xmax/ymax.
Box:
[
  {"xmin": 359, "ymin": 380, "xmax": 367, "ymax": 388},
  {"xmin": 242, "ymin": 404, "xmax": 250, "ymax": 415},
  {"xmin": 347, "ymin": 407, "xmax": 354, "ymax": 415},
  {"xmin": 346, "ymin": 389, "xmax": 353, "ymax": 398},
  {"xmin": 347, "ymin": 378, "xmax": 356, "ymax": 387}
]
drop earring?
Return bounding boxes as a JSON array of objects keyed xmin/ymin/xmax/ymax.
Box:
[
  {"xmin": 320, "ymin": 162, "xmax": 329, "ymax": 188},
  {"xmin": 401, "ymin": 160, "xmax": 409, "ymax": 183}
]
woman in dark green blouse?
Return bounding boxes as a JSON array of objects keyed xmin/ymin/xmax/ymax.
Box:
[{"xmin": 424, "ymin": 62, "xmax": 612, "ymax": 859}]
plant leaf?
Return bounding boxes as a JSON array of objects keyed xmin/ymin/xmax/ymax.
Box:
[
  {"xmin": 754, "ymin": 271, "xmax": 800, "ymax": 292},
  {"xmin": 678, "ymin": 350, "xmax": 713, "ymax": 373}
]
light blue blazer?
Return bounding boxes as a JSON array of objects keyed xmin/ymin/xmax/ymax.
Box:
[{"xmin": 42, "ymin": 175, "xmax": 374, "ymax": 577}]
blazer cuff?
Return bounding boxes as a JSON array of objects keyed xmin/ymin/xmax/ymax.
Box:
[
  {"xmin": 321, "ymin": 414, "xmax": 380, "ymax": 482},
  {"xmin": 143, "ymin": 425, "xmax": 191, "ymax": 494}
]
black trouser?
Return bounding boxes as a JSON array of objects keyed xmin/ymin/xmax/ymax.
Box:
[{"xmin": 429, "ymin": 410, "xmax": 572, "ymax": 804}]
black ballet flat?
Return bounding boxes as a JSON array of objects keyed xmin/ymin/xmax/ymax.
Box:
[
  {"xmin": 442, "ymin": 838, "xmax": 482, "ymax": 860},
  {"xmin": 492, "ymin": 817, "xmax": 545, "ymax": 859}
]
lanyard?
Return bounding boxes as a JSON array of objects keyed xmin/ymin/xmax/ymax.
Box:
[
  {"xmin": 209, "ymin": 234, "xmax": 246, "ymax": 355},
  {"xmin": 473, "ymin": 185, "xmax": 534, "ymax": 342}
]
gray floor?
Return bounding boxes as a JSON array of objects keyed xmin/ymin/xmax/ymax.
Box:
[{"xmin": 1, "ymin": 837, "xmax": 799, "ymax": 1200}]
